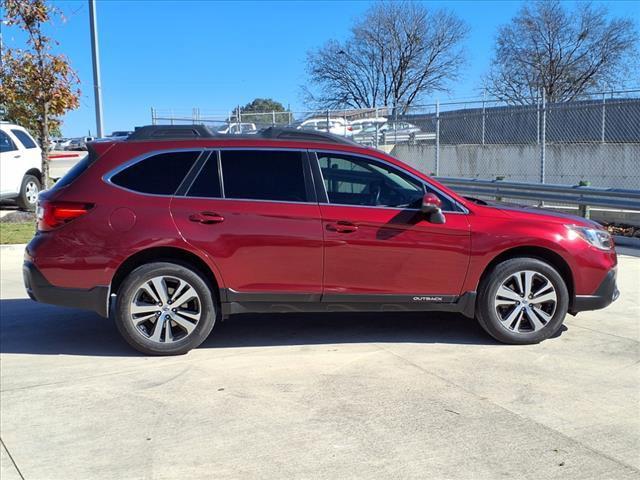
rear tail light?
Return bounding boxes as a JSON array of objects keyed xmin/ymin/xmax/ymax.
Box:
[{"xmin": 37, "ymin": 201, "xmax": 94, "ymax": 231}]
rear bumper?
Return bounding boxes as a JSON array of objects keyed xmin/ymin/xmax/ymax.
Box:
[
  {"xmin": 571, "ymin": 268, "xmax": 619, "ymax": 314},
  {"xmin": 23, "ymin": 261, "xmax": 110, "ymax": 317}
]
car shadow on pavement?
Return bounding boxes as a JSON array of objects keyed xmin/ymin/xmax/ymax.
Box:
[{"xmin": 1, "ymin": 299, "xmax": 564, "ymax": 356}]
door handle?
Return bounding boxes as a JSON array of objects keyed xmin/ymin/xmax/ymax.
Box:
[
  {"xmin": 188, "ymin": 211, "xmax": 224, "ymax": 224},
  {"xmin": 326, "ymin": 221, "xmax": 358, "ymax": 233}
]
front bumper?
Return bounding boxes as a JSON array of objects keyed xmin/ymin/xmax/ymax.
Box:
[
  {"xmin": 23, "ymin": 261, "xmax": 110, "ymax": 317},
  {"xmin": 571, "ymin": 268, "xmax": 619, "ymax": 314}
]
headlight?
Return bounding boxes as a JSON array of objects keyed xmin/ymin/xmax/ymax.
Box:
[{"xmin": 566, "ymin": 225, "xmax": 612, "ymax": 251}]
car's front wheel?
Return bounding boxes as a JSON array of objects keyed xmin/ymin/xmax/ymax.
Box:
[
  {"xmin": 114, "ymin": 262, "xmax": 217, "ymax": 355},
  {"xmin": 476, "ymin": 257, "xmax": 569, "ymax": 344}
]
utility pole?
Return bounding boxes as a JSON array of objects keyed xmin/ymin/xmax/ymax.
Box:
[{"xmin": 89, "ymin": 0, "xmax": 104, "ymax": 137}]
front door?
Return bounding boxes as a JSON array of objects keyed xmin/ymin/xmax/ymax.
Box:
[
  {"xmin": 171, "ymin": 149, "xmax": 324, "ymax": 301},
  {"xmin": 314, "ymin": 152, "xmax": 471, "ymax": 300}
]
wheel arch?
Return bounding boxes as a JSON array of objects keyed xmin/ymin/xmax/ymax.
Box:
[
  {"xmin": 25, "ymin": 168, "xmax": 42, "ymax": 184},
  {"xmin": 478, "ymin": 246, "xmax": 575, "ymax": 302},
  {"xmin": 111, "ymin": 246, "xmax": 222, "ymax": 302}
]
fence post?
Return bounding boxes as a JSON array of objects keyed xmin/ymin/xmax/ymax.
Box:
[
  {"xmin": 394, "ymin": 106, "xmax": 398, "ymax": 143},
  {"xmin": 272, "ymin": 110, "xmax": 276, "ymax": 127},
  {"xmin": 536, "ymin": 93, "xmax": 540, "ymax": 145},
  {"xmin": 237, "ymin": 106, "xmax": 241, "ymax": 124},
  {"xmin": 481, "ymin": 94, "xmax": 486, "ymax": 145},
  {"xmin": 374, "ymin": 107, "xmax": 379, "ymax": 149},
  {"xmin": 435, "ymin": 100, "xmax": 440, "ymax": 177},
  {"xmin": 601, "ymin": 93, "xmax": 606, "ymax": 144},
  {"xmin": 326, "ymin": 109, "xmax": 330, "ymax": 129},
  {"xmin": 540, "ymin": 90, "xmax": 546, "ymax": 184},
  {"xmin": 151, "ymin": 107, "xmax": 156, "ymax": 125}
]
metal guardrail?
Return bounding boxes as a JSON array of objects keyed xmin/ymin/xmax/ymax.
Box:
[{"xmin": 435, "ymin": 177, "xmax": 640, "ymax": 212}]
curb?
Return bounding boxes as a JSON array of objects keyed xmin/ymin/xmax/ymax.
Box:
[{"xmin": 0, "ymin": 244, "xmax": 27, "ymax": 251}]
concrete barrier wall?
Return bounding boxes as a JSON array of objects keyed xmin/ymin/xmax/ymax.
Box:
[{"xmin": 392, "ymin": 143, "xmax": 640, "ymax": 189}]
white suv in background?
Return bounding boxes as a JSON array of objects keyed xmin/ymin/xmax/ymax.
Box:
[{"xmin": 0, "ymin": 122, "xmax": 42, "ymax": 211}]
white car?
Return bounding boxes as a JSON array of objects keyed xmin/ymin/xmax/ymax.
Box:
[
  {"xmin": 66, "ymin": 136, "xmax": 94, "ymax": 151},
  {"xmin": 297, "ymin": 117, "xmax": 353, "ymax": 136},
  {"xmin": 0, "ymin": 122, "xmax": 42, "ymax": 211},
  {"xmin": 350, "ymin": 117, "xmax": 387, "ymax": 135},
  {"xmin": 216, "ymin": 123, "xmax": 257, "ymax": 134}
]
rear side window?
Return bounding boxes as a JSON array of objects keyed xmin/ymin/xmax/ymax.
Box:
[
  {"xmin": 221, "ymin": 150, "xmax": 308, "ymax": 202},
  {"xmin": 11, "ymin": 129, "xmax": 38, "ymax": 149},
  {"xmin": 111, "ymin": 151, "xmax": 199, "ymax": 195},
  {"xmin": 51, "ymin": 151, "xmax": 98, "ymax": 191},
  {"xmin": 0, "ymin": 131, "xmax": 16, "ymax": 152},
  {"xmin": 187, "ymin": 155, "xmax": 222, "ymax": 198}
]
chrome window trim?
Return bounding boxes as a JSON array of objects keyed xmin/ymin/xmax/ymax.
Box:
[
  {"xmin": 168, "ymin": 196, "xmax": 319, "ymax": 206},
  {"xmin": 102, "ymin": 145, "xmax": 469, "ymax": 214},
  {"xmin": 218, "ymin": 147, "xmax": 313, "ymax": 204},
  {"xmin": 216, "ymin": 150, "xmax": 225, "ymax": 198},
  {"xmin": 313, "ymin": 150, "xmax": 469, "ymax": 214}
]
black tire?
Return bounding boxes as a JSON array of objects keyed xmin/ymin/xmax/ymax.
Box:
[
  {"xmin": 114, "ymin": 262, "xmax": 217, "ymax": 355},
  {"xmin": 16, "ymin": 174, "xmax": 41, "ymax": 211},
  {"xmin": 476, "ymin": 257, "xmax": 569, "ymax": 345}
]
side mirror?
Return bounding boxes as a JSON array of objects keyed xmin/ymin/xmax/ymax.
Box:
[{"xmin": 421, "ymin": 193, "xmax": 446, "ymax": 224}]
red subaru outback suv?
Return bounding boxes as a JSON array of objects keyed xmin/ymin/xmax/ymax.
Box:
[{"xmin": 24, "ymin": 126, "xmax": 619, "ymax": 355}]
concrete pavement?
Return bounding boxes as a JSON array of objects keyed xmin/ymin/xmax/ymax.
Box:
[{"xmin": 1, "ymin": 245, "xmax": 639, "ymax": 479}]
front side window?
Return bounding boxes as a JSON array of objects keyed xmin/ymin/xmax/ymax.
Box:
[
  {"xmin": 110, "ymin": 151, "xmax": 200, "ymax": 195},
  {"xmin": 11, "ymin": 129, "xmax": 38, "ymax": 149},
  {"xmin": 221, "ymin": 150, "xmax": 308, "ymax": 202},
  {"xmin": 0, "ymin": 131, "xmax": 17, "ymax": 153},
  {"xmin": 317, "ymin": 153, "xmax": 456, "ymax": 211}
]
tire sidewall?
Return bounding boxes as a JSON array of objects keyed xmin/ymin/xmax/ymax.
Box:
[
  {"xmin": 18, "ymin": 174, "xmax": 41, "ymax": 211},
  {"xmin": 114, "ymin": 262, "xmax": 216, "ymax": 355},
  {"xmin": 478, "ymin": 258, "xmax": 569, "ymax": 344}
]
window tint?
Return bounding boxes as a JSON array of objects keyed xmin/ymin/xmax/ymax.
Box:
[
  {"xmin": 318, "ymin": 153, "xmax": 455, "ymax": 211},
  {"xmin": 51, "ymin": 151, "xmax": 98, "ymax": 191},
  {"xmin": 0, "ymin": 131, "xmax": 16, "ymax": 153},
  {"xmin": 111, "ymin": 151, "xmax": 199, "ymax": 195},
  {"xmin": 221, "ymin": 150, "xmax": 307, "ymax": 202},
  {"xmin": 11, "ymin": 129, "xmax": 37, "ymax": 149},
  {"xmin": 187, "ymin": 155, "xmax": 221, "ymax": 198}
]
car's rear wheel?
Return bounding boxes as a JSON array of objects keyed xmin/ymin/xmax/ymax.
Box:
[
  {"xmin": 476, "ymin": 257, "xmax": 569, "ymax": 344},
  {"xmin": 114, "ymin": 262, "xmax": 216, "ymax": 355},
  {"xmin": 17, "ymin": 174, "xmax": 41, "ymax": 211}
]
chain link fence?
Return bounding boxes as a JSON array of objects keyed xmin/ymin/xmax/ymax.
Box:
[{"xmin": 151, "ymin": 88, "xmax": 640, "ymax": 189}]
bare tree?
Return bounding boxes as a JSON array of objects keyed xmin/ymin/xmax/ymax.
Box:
[
  {"xmin": 304, "ymin": 1, "xmax": 467, "ymax": 112},
  {"xmin": 486, "ymin": 1, "xmax": 639, "ymax": 104}
]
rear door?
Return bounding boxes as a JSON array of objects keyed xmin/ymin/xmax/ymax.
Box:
[
  {"xmin": 313, "ymin": 151, "xmax": 471, "ymax": 300},
  {"xmin": 171, "ymin": 148, "xmax": 324, "ymax": 302}
]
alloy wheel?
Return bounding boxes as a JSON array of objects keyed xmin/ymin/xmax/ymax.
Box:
[
  {"xmin": 25, "ymin": 181, "xmax": 39, "ymax": 205},
  {"xmin": 129, "ymin": 275, "xmax": 201, "ymax": 343},
  {"xmin": 493, "ymin": 270, "xmax": 557, "ymax": 333}
]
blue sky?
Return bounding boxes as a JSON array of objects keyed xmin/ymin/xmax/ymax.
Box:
[{"xmin": 2, "ymin": 0, "xmax": 639, "ymax": 137}]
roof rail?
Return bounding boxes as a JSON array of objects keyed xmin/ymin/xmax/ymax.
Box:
[
  {"xmin": 259, "ymin": 127, "xmax": 360, "ymax": 146},
  {"xmin": 126, "ymin": 125, "xmax": 359, "ymax": 146},
  {"xmin": 127, "ymin": 125, "xmax": 216, "ymax": 140}
]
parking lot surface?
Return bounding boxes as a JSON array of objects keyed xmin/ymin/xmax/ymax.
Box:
[{"xmin": 1, "ymin": 245, "xmax": 639, "ymax": 480}]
